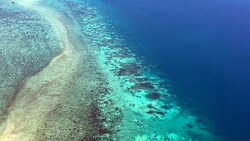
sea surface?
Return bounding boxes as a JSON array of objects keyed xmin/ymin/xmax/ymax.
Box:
[
  {"xmin": 88, "ymin": 0, "xmax": 250, "ymax": 140},
  {"xmin": 0, "ymin": 0, "xmax": 249, "ymax": 140}
]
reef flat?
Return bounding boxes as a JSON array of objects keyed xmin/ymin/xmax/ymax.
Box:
[
  {"xmin": 0, "ymin": 0, "xmax": 62, "ymax": 127},
  {"xmin": 0, "ymin": 0, "xmax": 225, "ymax": 140}
]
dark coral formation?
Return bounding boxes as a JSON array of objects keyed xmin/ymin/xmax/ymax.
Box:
[
  {"xmin": 145, "ymin": 93, "xmax": 161, "ymax": 100},
  {"xmin": 117, "ymin": 63, "xmax": 142, "ymax": 76},
  {"xmin": 147, "ymin": 110, "xmax": 165, "ymax": 116},
  {"xmin": 131, "ymin": 83, "xmax": 155, "ymax": 91}
]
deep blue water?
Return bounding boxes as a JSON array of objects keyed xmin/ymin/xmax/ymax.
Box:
[{"xmin": 90, "ymin": 0, "xmax": 250, "ymax": 140}]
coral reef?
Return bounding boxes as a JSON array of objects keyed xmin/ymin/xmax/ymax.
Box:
[{"xmin": 0, "ymin": 0, "xmax": 222, "ymax": 140}]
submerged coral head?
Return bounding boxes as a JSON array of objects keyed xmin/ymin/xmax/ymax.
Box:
[{"xmin": 145, "ymin": 93, "xmax": 161, "ymax": 100}]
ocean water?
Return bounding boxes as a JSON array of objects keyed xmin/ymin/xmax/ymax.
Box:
[
  {"xmin": 0, "ymin": 0, "xmax": 249, "ymax": 140},
  {"xmin": 88, "ymin": 0, "xmax": 250, "ymax": 140}
]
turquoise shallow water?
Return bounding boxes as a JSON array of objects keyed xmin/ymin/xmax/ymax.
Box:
[{"xmin": 0, "ymin": 0, "xmax": 237, "ymax": 140}]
